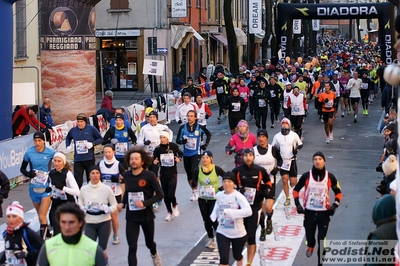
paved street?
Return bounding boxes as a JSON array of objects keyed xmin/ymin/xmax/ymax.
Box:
[{"xmin": 0, "ymin": 90, "xmax": 385, "ymax": 266}]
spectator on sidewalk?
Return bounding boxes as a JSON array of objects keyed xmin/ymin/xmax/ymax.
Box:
[
  {"xmin": 101, "ymin": 90, "xmax": 115, "ymax": 114},
  {"xmin": 12, "ymin": 105, "xmax": 46, "ymax": 138}
]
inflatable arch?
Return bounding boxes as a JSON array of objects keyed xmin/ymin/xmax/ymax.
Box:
[{"xmin": 277, "ymin": 2, "xmax": 396, "ymax": 65}]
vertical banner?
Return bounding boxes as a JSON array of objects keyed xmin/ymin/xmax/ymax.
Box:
[
  {"xmin": 41, "ymin": 0, "xmax": 100, "ymax": 124},
  {"xmin": 312, "ymin": 20, "xmax": 320, "ymax": 31},
  {"xmin": 292, "ymin": 19, "xmax": 302, "ymax": 34},
  {"xmin": 249, "ymin": 0, "xmax": 262, "ymax": 34},
  {"xmin": 0, "ymin": 0, "xmax": 18, "ymax": 140}
]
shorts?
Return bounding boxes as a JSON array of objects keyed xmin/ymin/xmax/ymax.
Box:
[
  {"xmin": 229, "ymin": 117, "xmax": 242, "ymax": 130},
  {"xmin": 350, "ymin": 97, "xmax": 360, "ymax": 105},
  {"xmin": 265, "ymin": 182, "xmax": 276, "ymax": 200},
  {"xmin": 115, "ymin": 194, "xmax": 122, "ymax": 203},
  {"xmin": 340, "ymin": 92, "xmax": 350, "ymax": 99},
  {"xmin": 280, "ymin": 160, "xmax": 298, "ymax": 177},
  {"xmin": 29, "ymin": 186, "xmax": 52, "ymax": 204},
  {"xmin": 322, "ymin": 112, "xmax": 334, "ymax": 123},
  {"xmin": 334, "ymin": 98, "xmax": 340, "ymax": 108}
]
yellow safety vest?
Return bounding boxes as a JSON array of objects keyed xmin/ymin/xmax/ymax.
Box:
[{"xmin": 46, "ymin": 234, "xmax": 98, "ymax": 266}]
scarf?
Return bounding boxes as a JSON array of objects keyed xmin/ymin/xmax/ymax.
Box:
[
  {"xmin": 237, "ymin": 131, "xmax": 249, "ymax": 143},
  {"xmin": 7, "ymin": 221, "xmax": 24, "ymax": 235},
  {"xmin": 115, "ymin": 124, "xmax": 124, "ymax": 131},
  {"xmin": 311, "ymin": 166, "xmax": 326, "ymax": 182},
  {"xmin": 201, "ymin": 163, "xmax": 215, "ymax": 174},
  {"xmin": 62, "ymin": 230, "xmax": 83, "ymax": 245},
  {"xmin": 104, "ymin": 156, "xmax": 117, "ymax": 164}
]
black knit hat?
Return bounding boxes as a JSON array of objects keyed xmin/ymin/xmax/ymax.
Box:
[
  {"xmin": 76, "ymin": 113, "xmax": 87, "ymax": 123},
  {"xmin": 33, "ymin": 131, "xmax": 45, "ymax": 141},
  {"xmin": 257, "ymin": 128, "xmax": 268, "ymax": 138},
  {"xmin": 313, "ymin": 151, "xmax": 325, "ymax": 162},
  {"xmin": 222, "ymin": 171, "xmax": 236, "ymax": 184}
]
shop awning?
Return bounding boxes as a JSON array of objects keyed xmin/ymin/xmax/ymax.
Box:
[
  {"xmin": 254, "ymin": 30, "xmax": 265, "ymax": 44},
  {"xmin": 234, "ymin": 27, "xmax": 247, "ymax": 46},
  {"xmin": 211, "ymin": 34, "xmax": 228, "ymax": 46},
  {"xmin": 171, "ymin": 25, "xmax": 204, "ymax": 49},
  {"xmin": 193, "ymin": 31, "xmax": 205, "ymax": 45}
]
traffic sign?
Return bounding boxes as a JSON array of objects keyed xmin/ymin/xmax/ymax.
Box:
[{"xmin": 157, "ymin": 47, "xmax": 168, "ymax": 54}]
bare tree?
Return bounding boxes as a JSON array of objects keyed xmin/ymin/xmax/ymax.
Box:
[{"xmin": 223, "ymin": 0, "xmax": 239, "ymax": 73}]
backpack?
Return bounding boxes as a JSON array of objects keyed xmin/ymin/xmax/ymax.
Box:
[{"xmin": 3, "ymin": 227, "xmax": 37, "ymax": 252}]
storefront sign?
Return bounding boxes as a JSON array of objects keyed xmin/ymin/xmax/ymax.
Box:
[
  {"xmin": 171, "ymin": 0, "xmax": 187, "ymax": 18},
  {"xmin": 249, "ymin": 0, "xmax": 262, "ymax": 34},
  {"xmin": 95, "ymin": 29, "xmax": 141, "ymax": 37}
]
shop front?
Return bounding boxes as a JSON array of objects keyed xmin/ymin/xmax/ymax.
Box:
[{"xmin": 96, "ymin": 29, "xmax": 141, "ymax": 91}]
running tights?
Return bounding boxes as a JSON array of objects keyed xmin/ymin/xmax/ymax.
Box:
[{"xmin": 126, "ymin": 220, "xmax": 157, "ymax": 266}]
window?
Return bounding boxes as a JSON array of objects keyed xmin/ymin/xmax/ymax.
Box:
[
  {"xmin": 216, "ymin": 0, "xmax": 220, "ymax": 21},
  {"xmin": 207, "ymin": 0, "xmax": 211, "ymax": 20},
  {"xmin": 15, "ymin": 0, "xmax": 27, "ymax": 59},
  {"xmin": 196, "ymin": 0, "xmax": 201, "ymax": 8},
  {"xmin": 110, "ymin": 0, "xmax": 129, "ymax": 9}
]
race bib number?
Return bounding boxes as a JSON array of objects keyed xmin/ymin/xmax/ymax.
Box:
[
  {"xmin": 217, "ymin": 86, "xmax": 224, "ymax": 94},
  {"xmin": 243, "ymin": 187, "xmax": 256, "ymax": 205},
  {"xmin": 53, "ymin": 187, "xmax": 67, "ymax": 200},
  {"xmin": 128, "ymin": 192, "xmax": 145, "ymax": 211},
  {"xmin": 258, "ymin": 99, "xmax": 266, "ymax": 107},
  {"xmin": 86, "ymin": 201, "xmax": 102, "ymax": 213},
  {"xmin": 76, "ymin": 140, "xmax": 89, "ymax": 154},
  {"xmin": 198, "ymin": 113, "xmax": 205, "ymax": 124},
  {"xmin": 115, "ymin": 142, "xmax": 128, "ymax": 156},
  {"xmin": 240, "ymin": 92, "xmax": 247, "ymax": 99},
  {"xmin": 325, "ymin": 100, "xmax": 333, "ymax": 108},
  {"xmin": 219, "ymin": 210, "xmax": 235, "ymax": 229},
  {"xmin": 232, "ymin": 102, "xmax": 241, "ymax": 112},
  {"xmin": 103, "ymin": 180, "xmax": 116, "ymax": 194},
  {"xmin": 308, "ymin": 187, "xmax": 326, "ymax": 209},
  {"xmin": 270, "ymin": 90, "xmax": 276, "ymax": 98},
  {"xmin": 31, "ymin": 170, "xmax": 48, "ymax": 186},
  {"xmin": 148, "ymin": 142, "xmax": 157, "ymax": 153},
  {"xmin": 185, "ymin": 137, "xmax": 197, "ymax": 150},
  {"xmin": 199, "ymin": 185, "xmax": 215, "ymax": 199},
  {"xmin": 292, "ymin": 105, "xmax": 300, "ymax": 113},
  {"xmin": 160, "ymin": 152, "xmax": 175, "ymax": 167},
  {"xmin": 281, "ymin": 159, "xmax": 292, "ymax": 171},
  {"xmin": 5, "ymin": 250, "xmax": 27, "ymax": 266},
  {"xmin": 362, "ymin": 83, "xmax": 368, "ymax": 89}
]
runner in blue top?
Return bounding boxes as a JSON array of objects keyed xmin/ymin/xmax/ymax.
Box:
[
  {"xmin": 103, "ymin": 113, "xmax": 136, "ymax": 169},
  {"xmin": 20, "ymin": 132, "xmax": 55, "ymax": 240},
  {"xmin": 176, "ymin": 110, "xmax": 211, "ymax": 201}
]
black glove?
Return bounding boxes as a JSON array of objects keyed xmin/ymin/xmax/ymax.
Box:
[
  {"xmin": 296, "ymin": 204, "xmax": 304, "ymax": 214},
  {"xmin": 270, "ymin": 167, "xmax": 279, "ymax": 176},
  {"xmin": 181, "ymin": 139, "xmax": 188, "ymax": 145},
  {"xmin": 327, "ymin": 203, "xmax": 339, "ymax": 216},
  {"xmin": 205, "ymin": 114, "xmax": 210, "ymax": 119},
  {"xmin": 324, "ymin": 98, "xmax": 329, "ymax": 103},
  {"xmin": 144, "ymin": 140, "xmax": 151, "ymax": 145},
  {"xmin": 45, "ymin": 187, "xmax": 52, "ymax": 193},
  {"xmin": 376, "ymin": 163, "xmax": 383, "ymax": 172},
  {"xmin": 111, "ymin": 175, "xmax": 120, "ymax": 183},
  {"xmin": 53, "ymin": 182, "xmax": 64, "ymax": 190},
  {"xmin": 86, "ymin": 210, "xmax": 106, "ymax": 216},
  {"xmin": 178, "ymin": 120, "xmax": 182, "ymax": 124},
  {"xmin": 13, "ymin": 251, "xmax": 27, "ymax": 259},
  {"xmin": 0, "ymin": 195, "xmax": 4, "ymax": 204},
  {"xmin": 26, "ymin": 171, "xmax": 36, "ymax": 178},
  {"xmin": 200, "ymin": 144, "xmax": 207, "ymax": 150}
]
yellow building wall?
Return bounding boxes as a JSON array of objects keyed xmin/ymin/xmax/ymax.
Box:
[{"xmin": 12, "ymin": 0, "xmax": 42, "ymax": 102}]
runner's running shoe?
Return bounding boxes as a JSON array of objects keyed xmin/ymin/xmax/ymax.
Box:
[
  {"xmin": 112, "ymin": 235, "xmax": 120, "ymax": 245},
  {"xmin": 172, "ymin": 205, "xmax": 180, "ymax": 217},
  {"xmin": 284, "ymin": 197, "xmax": 290, "ymax": 206},
  {"xmin": 266, "ymin": 220, "xmax": 273, "ymax": 235},
  {"xmin": 165, "ymin": 213, "xmax": 173, "ymax": 221},
  {"xmin": 151, "ymin": 251, "xmax": 162, "ymax": 266},
  {"xmin": 306, "ymin": 247, "xmax": 314, "ymax": 257},
  {"xmin": 205, "ymin": 238, "xmax": 215, "ymax": 248},
  {"xmin": 259, "ymin": 229, "xmax": 267, "ymax": 241}
]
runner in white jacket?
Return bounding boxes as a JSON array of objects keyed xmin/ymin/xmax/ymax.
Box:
[{"xmin": 175, "ymin": 92, "xmax": 197, "ymax": 124}]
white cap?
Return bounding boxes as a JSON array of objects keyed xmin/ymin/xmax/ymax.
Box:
[{"xmin": 6, "ymin": 201, "xmax": 24, "ymax": 219}]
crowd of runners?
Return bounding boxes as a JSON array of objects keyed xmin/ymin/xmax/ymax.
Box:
[{"xmin": 2, "ymin": 36, "xmax": 398, "ymax": 266}]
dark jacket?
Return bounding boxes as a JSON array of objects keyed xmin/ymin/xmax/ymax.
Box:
[
  {"xmin": 366, "ymin": 194, "xmax": 397, "ymax": 266},
  {"xmin": 0, "ymin": 171, "xmax": 10, "ymax": 217},
  {"xmin": 224, "ymin": 95, "xmax": 246, "ymax": 118},
  {"xmin": 40, "ymin": 105, "xmax": 54, "ymax": 128},
  {"xmin": 173, "ymin": 75, "xmax": 184, "ymax": 91}
]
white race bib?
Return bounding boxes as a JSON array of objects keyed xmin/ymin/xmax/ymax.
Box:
[
  {"xmin": 185, "ymin": 137, "xmax": 197, "ymax": 150},
  {"xmin": 243, "ymin": 187, "xmax": 256, "ymax": 205},
  {"xmin": 160, "ymin": 153, "xmax": 175, "ymax": 167},
  {"xmin": 115, "ymin": 142, "xmax": 128, "ymax": 156},
  {"xmin": 217, "ymin": 86, "xmax": 224, "ymax": 94},
  {"xmin": 76, "ymin": 140, "xmax": 89, "ymax": 154},
  {"xmin": 128, "ymin": 192, "xmax": 145, "ymax": 211},
  {"xmin": 31, "ymin": 170, "xmax": 48, "ymax": 186},
  {"xmin": 199, "ymin": 185, "xmax": 215, "ymax": 199}
]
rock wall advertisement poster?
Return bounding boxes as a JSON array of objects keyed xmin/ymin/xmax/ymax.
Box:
[{"xmin": 41, "ymin": 0, "xmax": 99, "ymax": 124}]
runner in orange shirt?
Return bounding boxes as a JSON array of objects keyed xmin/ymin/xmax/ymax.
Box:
[
  {"xmin": 318, "ymin": 82, "xmax": 336, "ymax": 144},
  {"xmin": 311, "ymin": 75, "xmax": 324, "ymax": 122}
]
